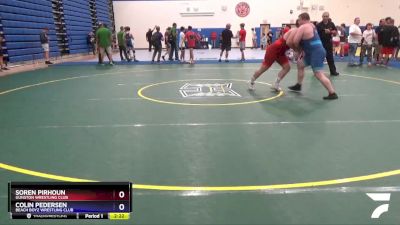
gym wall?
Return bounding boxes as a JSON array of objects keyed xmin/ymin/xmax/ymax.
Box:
[{"xmin": 113, "ymin": 0, "xmax": 400, "ymax": 48}]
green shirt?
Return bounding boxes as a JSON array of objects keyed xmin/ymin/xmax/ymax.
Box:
[
  {"xmin": 171, "ymin": 26, "xmax": 177, "ymax": 40},
  {"xmin": 117, "ymin": 31, "xmax": 125, "ymax": 47},
  {"xmin": 96, "ymin": 27, "xmax": 112, "ymax": 48}
]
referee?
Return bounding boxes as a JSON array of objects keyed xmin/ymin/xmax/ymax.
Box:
[{"xmin": 317, "ymin": 12, "xmax": 339, "ymax": 76}]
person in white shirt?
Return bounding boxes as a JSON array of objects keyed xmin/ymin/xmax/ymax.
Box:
[
  {"xmin": 360, "ymin": 23, "xmax": 375, "ymax": 66},
  {"xmin": 260, "ymin": 33, "xmax": 267, "ymax": 50},
  {"xmin": 179, "ymin": 26, "xmax": 186, "ymax": 63},
  {"xmin": 348, "ymin": 17, "xmax": 362, "ymax": 66},
  {"xmin": 332, "ymin": 27, "xmax": 341, "ymax": 56},
  {"xmin": 251, "ymin": 28, "xmax": 257, "ymax": 49}
]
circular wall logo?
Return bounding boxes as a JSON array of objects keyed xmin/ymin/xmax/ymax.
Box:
[{"xmin": 235, "ymin": 2, "xmax": 250, "ymax": 17}]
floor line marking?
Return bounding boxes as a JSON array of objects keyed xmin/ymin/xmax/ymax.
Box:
[
  {"xmin": 2, "ymin": 119, "xmax": 398, "ymax": 130},
  {"xmin": 150, "ymin": 186, "xmax": 400, "ymax": 196},
  {"xmin": 1, "ymin": 163, "xmax": 399, "ymax": 191}
]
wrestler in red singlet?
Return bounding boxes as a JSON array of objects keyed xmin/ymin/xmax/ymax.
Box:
[
  {"xmin": 262, "ymin": 27, "xmax": 291, "ymax": 68},
  {"xmin": 249, "ymin": 27, "xmax": 292, "ymax": 92}
]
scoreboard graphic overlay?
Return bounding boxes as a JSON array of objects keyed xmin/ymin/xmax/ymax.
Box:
[{"xmin": 9, "ymin": 182, "xmax": 132, "ymax": 220}]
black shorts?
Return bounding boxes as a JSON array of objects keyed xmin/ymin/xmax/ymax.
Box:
[
  {"xmin": 221, "ymin": 44, "xmax": 231, "ymax": 51},
  {"xmin": 153, "ymin": 44, "xmax": 162, "ymax": 51},
  {"xmin": 179, "ymin": 47, "xmax": 185, "ymax": 50},
  {"xmin": 0, "ymin": 48, "xmax": 3, "ymax": 57}
]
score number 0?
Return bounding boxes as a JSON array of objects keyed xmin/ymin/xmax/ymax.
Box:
[{"xmin": 118, "ymin": 191, "xmax": 125, "ymax": 211}]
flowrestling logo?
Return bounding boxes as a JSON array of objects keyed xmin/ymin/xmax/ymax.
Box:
[{"xmin": 366, "ymin": 193, "xmax": 391, "ymax": 219}]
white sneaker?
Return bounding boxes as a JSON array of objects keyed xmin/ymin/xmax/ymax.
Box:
[
  {"xmin": 248, "ymin": 80, "xmax": 255, "ymax": 90},
  {"xmin": 271, "ymin": 82, "xmax": 282, "ymax": 92}
]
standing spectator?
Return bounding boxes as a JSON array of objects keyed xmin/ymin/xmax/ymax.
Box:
[
  {"xmin": 125, "ymin": 27, "xmax": 138, "ymax": 62},
  {"xmin": 360, "ymin": 23, "xmax": 375, "ymax": 66},
  {"xmin": 0, "ymin": 35, "xmax": 9, "ymax": 71},
  {"xmin": 169, "ymin": 23, "xmax": 179, "ymax": 61},
  {"xmin": 151, "ymin": 26, "xmax": 163, "ymax": 63},
  {"xmin": 251, "ymin": 28, "xmax": 257, "ymax": 49},
  {"xmin": 96, "ymin": 23, "xmax": 114, "ymax": 65},
  {"xmin": 379, "ymin": 18, "xmax": 399, "ymax": 66},
  {"xmin": 395, "ymin": 26, "xmax": 400, "ymax": 60},
  {"xmin": 235, "ymin": 30, "xmax": 240, "ymax": 47},
  {"xmin": 348, "ymin": 17, "xmax": 362, "ymax": 66},
  {"xmin": 390, "ymin": 21, "xmax": 399, "ymax": 61},
  {"xmin": 40, "ymin": 27, "xmax": 53, "ymax": 65},
  {"xmin": 210, "ymin": 31, "xmax": 217, "ymax": 48},
  {"xmin": 195, "ymin": 32, "xmax": 202, "ymax": 49},
  {"xmin": 87, "ymin": 31, "xmax": 96, "ymax": 55},
  {"xmin": 332, "ymin": 27, "xmax": 341, "ymax": 56},
  {"xmin": 219, "ymin": 23, "xmax": 234, "ymax": 62},
  {"xmin": 185, "ymin": 26, "xmax": 197, "ymax": 64},
  {"xmin": 239, "ymin": 23, "xmax": 246, "ymax": 62},
  {"xmin": 117, "ymin": 26, "xmax": 129, "ymax": 61},
  {"xmin": 316, "ymin": 12, "xmax": 339, "ymax": 75},
  {"xmin": 281, "ymin": 25, "xmax": 291, "ymax": 37},
  {"xmin": 260, "ymin": 33, "xmax": 267, "ymax": 50},
  {"xmin": 146, "ymin": 28, "xmax": 155, "ymax": 52},
  {"xmin": 396, "ymin": 25, "xmax": 400, "ymax": 60},
  {"xmin": 267, "ymin": 30, "xmax": 273, "ymax": 46},
  {"xmin": 374, "ymin": 19, "xmax": 386, "ymax": 65},
  {"xmin": 338, "ymin": 23, "xmax": 347, "ymax": 58},
  {"xmin": 162, "ymin": 27, "xmax": 171, "ymax": 61},
  {"xmin": 0, "ymin": 35, "xmax": 3, "ymax": 71},
  {"xmin": 96, "ymin": 23, "xmax": 113, "ymax": 64},
  {"xmin": 179, "ymin": 26, "xmax": 186, "ymax": 63}
]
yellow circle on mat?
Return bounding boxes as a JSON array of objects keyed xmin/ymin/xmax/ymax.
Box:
[
  {"xmin": 1, "ymin": 163, "xmax": 400, "ymax": 191},
  {"xmin": 137, "ymin": 79, "xmax": 284, "ymax": 106},
  {"xmin": 1, "ymin": 71, "xmax": 400, "ymax": 191}
]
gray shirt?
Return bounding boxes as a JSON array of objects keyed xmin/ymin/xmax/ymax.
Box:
[{"xmin": 40, "ymin": 31, "xmax": 49, "ymax": 44}]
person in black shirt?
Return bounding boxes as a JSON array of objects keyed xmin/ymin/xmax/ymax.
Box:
[
  {"xmin": 146, "ymin": 27, "xmax": 155, "ymax": 52},
  {"xmin": 338, "ymin": 23, "xmax": 346, "ymax": 58},
  {"xmin": 316, "ymin": 12, "xmax": 339, "ymax": 76},
  {"xmin": 396, "ymin": 25, "xmax": 400, "ymax": 60},
  {"xmin": 151, "ymin": 26, "xmax": 164, "ymax": 63},
  {"xmin": 267, "ymin": 31, "xmax": 273, "ymax": 45},
  {"xmin": 374, "ymin": 19, "xmax": 386, "ymax": 64},
  {"xmin": 219, "ymin": 23, "xmax": 234, "ymax": 62},
  {"xmin": 379, "ymin": 18, "xmax": 399, "ymax": 65}
]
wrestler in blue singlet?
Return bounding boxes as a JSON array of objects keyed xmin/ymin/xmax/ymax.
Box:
[{"xmin": 300, "ymin": 26, "xmax": 326, "ymax": 72}]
